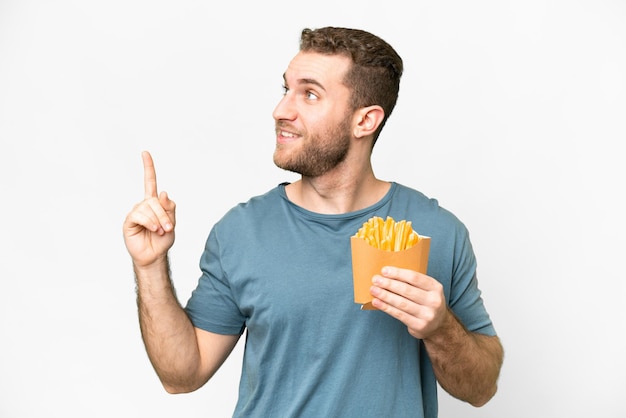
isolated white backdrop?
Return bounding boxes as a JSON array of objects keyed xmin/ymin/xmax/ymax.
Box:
[{"xmin": 1, "ymin": 1, "xmax": 625, "ymax": 417}]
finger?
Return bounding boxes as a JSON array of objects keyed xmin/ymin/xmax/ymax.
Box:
[
  {"xmin": 371, "ymin": 275, "xmax": 419, "ymax": 309},
  {"xmin": 159, "ymin": 191, "xmax": 176, "ymax": 215},
  {"xmin": 370, "ymin": 280, "xmax": 435, "ymax": 325},
  {"xmin": 147, "ymin": 196, "xmax": 174, "ymax": 232},
  {"xmin": 370, "ymin": 286, "xmax": 421, "ymax": 327},
  {"xmin": 142, "ymin": 151, "xmax": 158, "ymax": 199},
  {"xmin": 381, "ymin": 266, "xmax": 435, "ymax": 290},
  {"xmin": 376, "ymin": 268, "xmax": 445, "ymax": 312},
  {"xmin": 159, "ymin": 191, "xmax": 176, "ymax": 230},
  {"xmin": 125, "ymin": 196, "xmax": 174, "ymax": 233},
  {"xmin": 372, "ymin": 271, "xmax": 435, "ymax": 309},
  {"xmin": 124, "ymin": 203, "xmax": 161, "ymax": 233}
]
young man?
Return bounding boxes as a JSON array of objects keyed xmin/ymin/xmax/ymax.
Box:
[{"xmin": 123, "ymin": 27, "xmax": 503, "ymax": 417}]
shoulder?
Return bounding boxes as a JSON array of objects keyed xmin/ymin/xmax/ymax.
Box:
[
  {"xmin": 392, "ymin": 183, "xmax": 465, "ymax": 230},
  {"xmin": 214, "ymin": 184, "xmax": 286, "ymax": 232},
  {"xmin": 392, "ymin": 183, "xmax": 440, "ymax": 209}
]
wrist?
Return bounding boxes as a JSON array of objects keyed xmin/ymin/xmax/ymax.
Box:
[
  {"xmin": 423, "ymin": 308, "xmax": 466, "ymax": 347},
  {"xmin": 133, "ymin": 254, "xmax": 169, "ymax": 275},
  {"xmin": 133, "ymin": 256, "xmax": 172, "ymax": 292}
]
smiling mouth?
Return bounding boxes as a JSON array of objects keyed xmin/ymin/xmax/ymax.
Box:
[
  {"xmin": 275, "ymin": 124, "xmax": 301, "ymax": 144},
  {"xmin": 279, "ymin": 130, "xmax": 298, "ymax": 138}
]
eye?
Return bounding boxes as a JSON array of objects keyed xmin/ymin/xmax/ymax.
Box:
[
  {"xmin": 281, "ymin": 84, "xmax": 289, "ymax": 95},
  {"xmin": 305, "ymin": 90, "xmax": 319, "ymax": 101}
]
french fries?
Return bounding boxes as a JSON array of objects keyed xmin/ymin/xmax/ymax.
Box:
[{"xmin": 353, "ymin": 216, "xmax": 420, "ymax": 251}]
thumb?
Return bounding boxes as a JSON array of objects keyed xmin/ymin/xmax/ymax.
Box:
[{"xmin": 159, "ymin": 191, "xmax": 176, "ymax": 219}]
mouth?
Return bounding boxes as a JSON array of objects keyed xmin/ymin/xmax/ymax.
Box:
[{"xmin": 275, "ymin": 126, "xmax": 301, "ymax": 144}]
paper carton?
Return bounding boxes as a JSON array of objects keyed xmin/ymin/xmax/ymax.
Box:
[{"xmin": 350, "ymin": 235, "xmax": 431, "ymax": 310}]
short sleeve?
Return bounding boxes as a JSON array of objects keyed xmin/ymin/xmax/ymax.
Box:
[
  {"xmin": 448, "ymin": 225, "xmax": 496, "ymax": 336},
  {"xmin": 184, "ymin": 227, "xmax": 246, "ymax": 335}
]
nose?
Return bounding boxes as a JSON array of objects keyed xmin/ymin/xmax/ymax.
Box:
[{"xmin": 272, "ymin": 92, "xmax": 296, "ymax": 122}]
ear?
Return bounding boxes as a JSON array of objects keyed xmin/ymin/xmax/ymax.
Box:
[{"xmin": 353, "ymin": 105, "xmax": 385, "ymax": 139}]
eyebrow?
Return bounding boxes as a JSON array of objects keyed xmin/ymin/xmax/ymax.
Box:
[{"xmin": 282, "ymin": 73, "xmax": 326, "ymax": 92}]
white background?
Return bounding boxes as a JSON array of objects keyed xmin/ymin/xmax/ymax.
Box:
[{"xmin": 1, "ymin": 1, "xmax": 625, "ymax": 417}]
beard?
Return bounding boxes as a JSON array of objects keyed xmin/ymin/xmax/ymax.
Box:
[{"xmin": 273, "ymin": 117, "xmax": 352, "ymax": 177}]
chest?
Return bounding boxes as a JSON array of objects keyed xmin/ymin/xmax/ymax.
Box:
[{"xmin": 232, "ymin": 231, "xmax": 355, "ymax": 319}]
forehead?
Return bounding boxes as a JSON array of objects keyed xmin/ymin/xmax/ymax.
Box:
[{"xmin": 284, "ymin": 51, "xmax": 352, "ymax": 88}]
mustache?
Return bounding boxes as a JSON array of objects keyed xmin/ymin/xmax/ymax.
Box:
[{"xmin": 275, "ymin": 121, "xmax": 301, "ymax": 136}]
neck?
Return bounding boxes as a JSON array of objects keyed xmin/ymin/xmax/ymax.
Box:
[{"xmin": 285, "ymin": 162, "xmax": 390, "ymax": 214}]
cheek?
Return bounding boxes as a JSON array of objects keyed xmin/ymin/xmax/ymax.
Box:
[{"xmin": 309, "ymin": 110, "xmax": 341, "ymax": 131}]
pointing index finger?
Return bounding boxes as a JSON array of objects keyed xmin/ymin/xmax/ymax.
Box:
[{"xmin": 142, "ymin": 151, "xmax": 158, "ymax": 198}]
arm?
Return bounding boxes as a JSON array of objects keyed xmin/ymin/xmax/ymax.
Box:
[
  {"xmin": 422, "ymin": 309, "xmax": 503, "ymax": 406},
  {"xmin": 134, "ymin": 257, "xmax": 240, "ymax": 393},
  {"xmin": 124, "ymin": 151, "xmax": 239, "ymax": 393},
  {"xmin": 370, "ymin": 266, "xmax": 504, "ymax": 406}
]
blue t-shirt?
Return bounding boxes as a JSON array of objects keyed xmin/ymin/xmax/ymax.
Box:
[{"xmin": 185, "ymin": 182, "xmax": 496, "ymax": 418}]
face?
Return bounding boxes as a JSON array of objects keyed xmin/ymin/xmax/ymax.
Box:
[{"xmin": 272, "ymin": 51, "xmax": 354, "ymax": 177}]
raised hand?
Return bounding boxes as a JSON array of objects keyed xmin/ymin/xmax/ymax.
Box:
[{"xmin": 123, "ymin": 151, "xmax": 176, "ymax": 268}]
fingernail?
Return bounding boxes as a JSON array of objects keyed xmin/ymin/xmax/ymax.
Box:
[{"xmin": 370, "ymin": 286, "xmax": 381, "ymax": 296}]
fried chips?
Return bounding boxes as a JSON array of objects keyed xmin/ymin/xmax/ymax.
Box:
[{"xmin": 353, "ymin": 216, "xmax": 420, "ymax": 251}]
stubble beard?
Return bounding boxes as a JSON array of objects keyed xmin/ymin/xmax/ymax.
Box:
[{"xmin": 273, "ymin": 118, "xmax": 352, "ymax": 177}]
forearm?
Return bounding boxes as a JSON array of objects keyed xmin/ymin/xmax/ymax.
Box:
[
  {"xmin": 134, "ymin": 257, "xmax": 202, "ymax": 393},
  {"xmin": 423, "ymin": 309, "xmax": 503, "ymax": 407}
]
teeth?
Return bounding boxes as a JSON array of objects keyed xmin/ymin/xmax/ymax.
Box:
[{"xmin": 282, "ymin": 131, "xmax": 297, "ymax": 138}]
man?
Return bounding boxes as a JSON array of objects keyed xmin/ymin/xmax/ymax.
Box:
[{"xmin": 123, "ymin": 26, "xmax": 503, "ymax": 417}]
